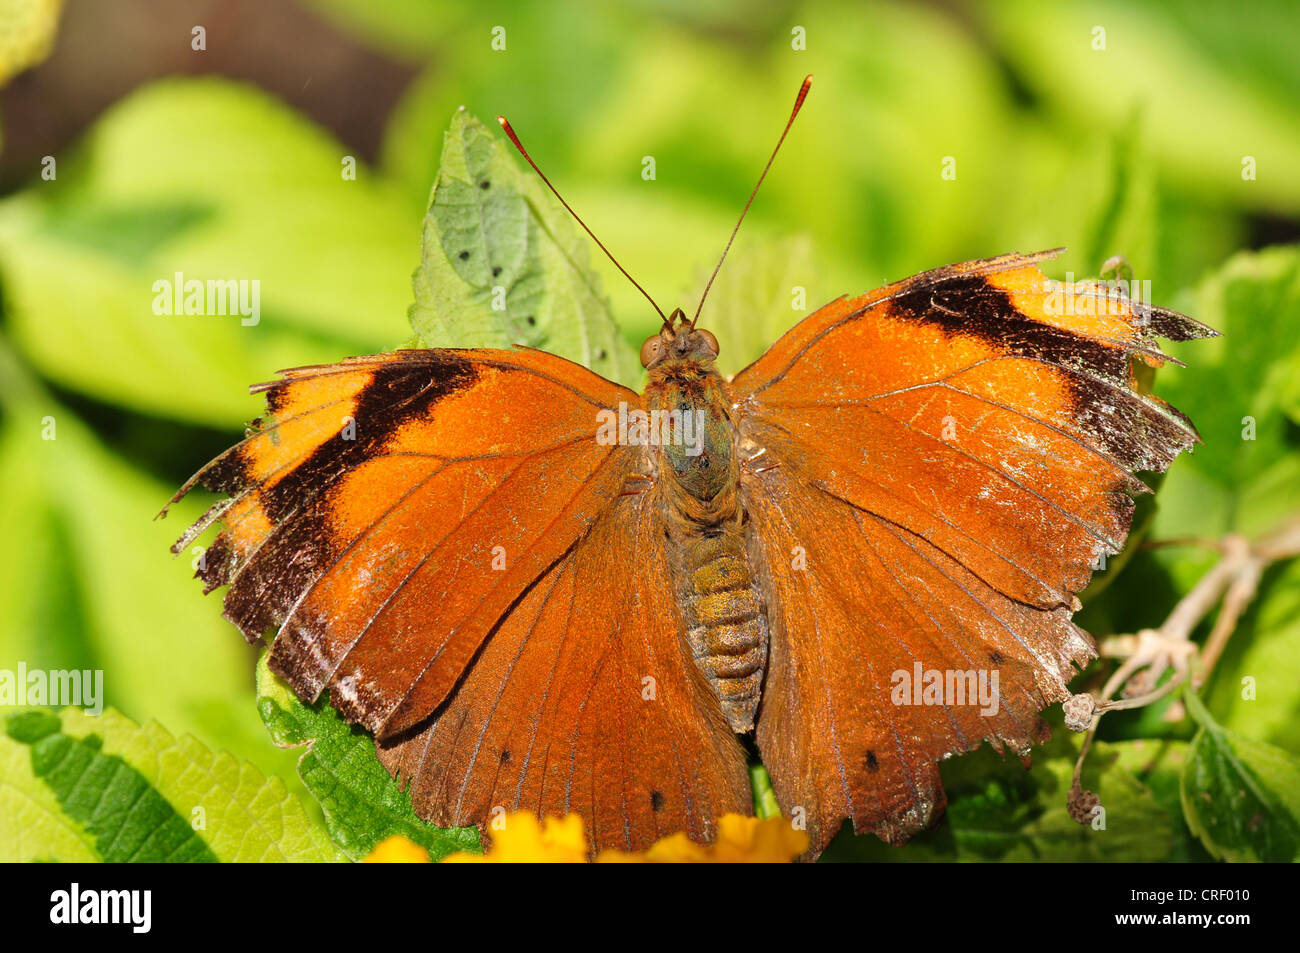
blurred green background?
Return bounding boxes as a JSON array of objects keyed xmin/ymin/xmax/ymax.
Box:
[{"xmin": 1, "ymin": 0, "xmax": 1297, "ymax": 851}]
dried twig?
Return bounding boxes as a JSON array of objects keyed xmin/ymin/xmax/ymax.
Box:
[{"xmin": 1066, "ymin": 514, "xmax": 1300, "ymax": 824}]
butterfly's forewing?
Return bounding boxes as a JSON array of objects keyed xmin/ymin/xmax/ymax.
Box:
[
  {"xmin": 168, "ymin": 347, "xmax": 749, "ymax": 846},
  {"xmin": 377, "ymin": 487, "xmax": 750, "ymax": 849},
  {"xmin": 732, "ymin": 251, "xmax": 1216, "ymax": 853},
  {"xmin": 170, "ymin": 349, "xmax": 629, "ymax": 732}
]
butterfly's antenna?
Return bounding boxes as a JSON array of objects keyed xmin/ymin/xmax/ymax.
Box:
[
  {"xmin": 692, "ymin": 74, "xmax": 812, "ymax": 328},
  {"xmin": 498, "ymin": 116, "xmax": 670, "ymax": 328}
]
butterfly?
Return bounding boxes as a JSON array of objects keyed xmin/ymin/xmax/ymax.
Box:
[{"xmin": 164, "ymin": 76, "xmax": 1214, "ymax": 858}]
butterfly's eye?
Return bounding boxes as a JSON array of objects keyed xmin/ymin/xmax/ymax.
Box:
[
  {"xmin": 640, "ymin": 335, "xmax": 666, "ymax": 368},
  {"xmin": 694, "ymin": 329, "xmax": 720, "ymax": 360}
]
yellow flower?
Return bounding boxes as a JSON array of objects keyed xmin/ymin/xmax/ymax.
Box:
[
  {"xmin": 599, "ymin": 814, "xmax": 808, "ymax": 863},
  {"xmin": 443, "ymin": 812, "xmax": 589, "ymax": 863},
  {"xmin": 438, "ymin": 811, "xmax": 807, "ymax": 863},
  {"xmin": 363, "ymin": 835, "xmax": 431, "ymax": 863}
]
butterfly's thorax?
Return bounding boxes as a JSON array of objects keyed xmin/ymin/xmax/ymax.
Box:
[{"xmin": 644, "ymin": 358, "xmax": 767, "ymax": 733}]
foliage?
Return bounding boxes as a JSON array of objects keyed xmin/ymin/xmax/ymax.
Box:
[
  {"xmin": 0, "ymin": 0, "xmax": 1297, "ymax": 862},
  {"xmin": 410, "ymin": 109, "xmax": 639, "ymax": 383},
  {"xmin": 1, "ymin": 707, "xmax": 343, "ymax": 861},
  {"xmin": 255, "ymin": 654, "xmax": 479, "ymax": 861},
  {"xmin": 1181, "ymin": 687, "xmax": 1300, "ymax": 862}
]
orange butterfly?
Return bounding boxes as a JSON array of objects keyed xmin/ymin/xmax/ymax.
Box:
[{"xmin": 165, "ymin": 77, "xmax": 1214, "ymax": 858}]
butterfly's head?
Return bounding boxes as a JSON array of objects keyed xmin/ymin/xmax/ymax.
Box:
[{"xmin": 640, "ymin": 308, "xmax": 720, "ymax": 369}]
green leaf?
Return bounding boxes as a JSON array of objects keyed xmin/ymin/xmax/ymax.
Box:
[
  {"xmin": 1161, "ymin": 247, "xmax": 1300, "ymax": 496},
  {"xmin": 0, "ymin": 343, "xmax": 301, "ymax": 783},
  {"xmin": 1151, "ymin": 246, "xmax": 1300, "ymax": 588},
  {"xmin": 1181, "ymin": 687, "xmax": 1300, "ymax": 862},
  {"xmin": 409, "ymin": 109, "xmax": 640, "ymax": 385},
  {"xmin": 0, "ymin": 78, "xmax": 419, "ymax": 427},
  {"xmin": 256, "ymin": 652, "xmax": 480, "ymax": 861},
  {"xmin": 0, "ymin": 714, "xmax": 98, "ymax": 863},
  {"xmin": 982, "ymin": 1, "xmax": 1300, "ymax": 216},
  {"xmin": 1, "ymin": 707, "xmax": 343, "ymax": 862}
]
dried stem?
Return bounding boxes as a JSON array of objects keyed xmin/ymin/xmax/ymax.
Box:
[{"xmin": 1066, "ymin": 514, "xmax": 1300, "ymax": 822}]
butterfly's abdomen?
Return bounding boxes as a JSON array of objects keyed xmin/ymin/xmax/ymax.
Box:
[
  {"xmin": 668, "ymin": 530, "xmax": 768, "ymax": 733},
  {"xmin": 647, "ymin": 358, "xmax": 766, "ymax": 732}
]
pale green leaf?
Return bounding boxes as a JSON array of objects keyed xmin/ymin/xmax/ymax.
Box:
[
  {"xmin": 0, "ymin": 714, "xmax": 98, "ymax": 862},
  {"xmin": 1, "ymin": 708, "xmax": 343, "ymax": 862},
  {"xmin": 410, "ymin": 109, "xmax": 639, "ymax": 385}
]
